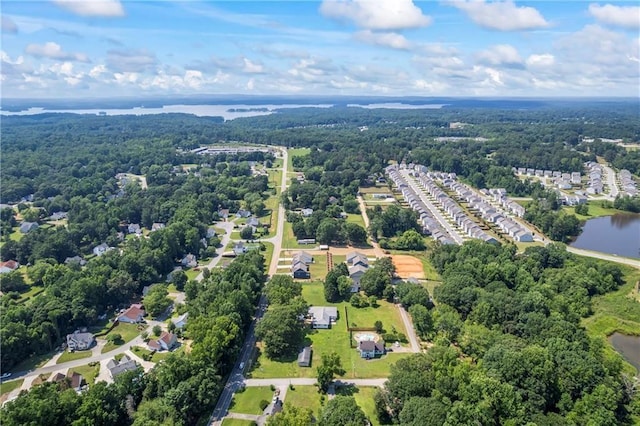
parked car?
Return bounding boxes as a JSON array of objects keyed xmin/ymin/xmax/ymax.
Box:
[{"xmin": 1, "ymin": 372, "xmax": 12, "ymax": 380}]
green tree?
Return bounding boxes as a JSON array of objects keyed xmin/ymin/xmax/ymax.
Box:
[
  {"xmin": 268, "ymin": 405, "xmax": 314, "ymax": 426},
  {"xmin": 265, "ymin": 275, "xmax": 302, "ymax": 305},
  {"xmin": 316, "ymin": 218, "xmax": 342, "ymax": 245},
  {"xmin": 256, "ymin": 304, "xmax": 306, "ymax": 359},
  {"xmin": 399, "ymin": 396, "xmax": 448, "ymax": 426},
  {"xmin": 360, "ymin": 267, "xmax": 391, "ymax": 298},
  {"xmin": 342, "ymin": 222, "xmax": 367, "ymax": 245},
  {"xmin": 240, "ymin": 226, "xmax": 254, "ymax": 240},
  {"xmin": 316, "ymin": 352, "xmax": 345, "ymax": 393},
  {"xmin": 395, "ymin": 229, "xmax": 426, "ymax": 251},
  {"xmin": 408, "ymin": 304, "xmax": 433, "ymax": 339},
  {"xmin": 319, "ymin": 395, "xmax": 368, "ymax": 426},
  {"xmin": 144, "ymin": 285, "xmax": 172, "ymax": 318},
  {"xmin": 171, "ymin": 270, "xmax": 188, "ymax": 291}
]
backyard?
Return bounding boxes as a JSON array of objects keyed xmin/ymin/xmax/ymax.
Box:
[
  {"xmin": 101, "ymin": 322, "xmax": 143, "ymax": 354},
  {"xmin": 229, "ymin": 386, "xmax": 274, "ymax": 415}
]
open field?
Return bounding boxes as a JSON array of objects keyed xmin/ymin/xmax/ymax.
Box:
[
  {"xmin": 250, "ymin": 283, "xmax": 410, "ymax": 379},
  {"xmin": 287, "ymin": 148, "xmax": 311, "ymax": 171},
  {"xmin": 101, "ymin": 323, "xmax": 142, "ymax": 353},
  {"xmin": 282, "ymin": 222, "xmax": 310, "ymax": 250},
  {"xmin": 345, "ymin": 213, "xmax": 366, "ymax": 229},
  {"xmin": 0, "ymin": 379, "xmax": 24, "ymax": 396},
  {"xmin": 56, "ymin": 350, "xmax": 92, "ymax": 364},
  {"xmin": 564, "ymin": 201, "xmax": 622, "ymax": 221},
  {"xmin": 221, "ymin": 419, "xmax": 256, "ymax": 426},
  {"xmin": 230, "ymin": 386, "xmax": 274, "ymax": 415},
  {"xmin": 391, "ymin": 255, "xmax": 424, "ymax": 279},
  {"xmin": 582, "ymin": 264, "xmax": 640, "ymax": 376},
  {"xmin": 70, "ymin": 363, "xmax": 100, "ymax": 385},
  {"xmin": 283, "ymin": 386, "xmax": 324, "ymax": 418}
]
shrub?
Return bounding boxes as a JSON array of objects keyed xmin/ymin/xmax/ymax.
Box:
[
  {"xmin": 259, "ymin": 400, "xmax": 269, "ymax": 411},
  {"xmin": 270, "ymin": 384, "xmax": 276, "ymax": 391},
  {"xmin": 152, "ymin": 325, "xmax": 162, "ymax": 336}
]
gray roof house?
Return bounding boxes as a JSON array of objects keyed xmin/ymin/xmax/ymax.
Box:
[
  {"xmin": 92, "ymin": 243, "xmax": 113, "ymax": 257},
  {"xmin": 181, "ymin": 253, "xmax": 197, "ymax": 268},
  {"xmin": 66, "ymin": 330, "xmax": 95, "ymax": 351},
  {"xmin": 106, "ymin": 355, "xmax": 138, "ymax": 379},
  {"xmin": 172, "ymin": 312, "xmax": 189, "ymax": 329},
  {"xmin": 297, "ymin": 346, "xmax": 312, "ymax": 367},
  {"xmin": 308, "ymin": 306, "xmax": 338, "ymax": 329},
  {"xmin": 349, "ymin": 264, "xmax": 368, "ymax": 285},
  {"xmin": 292, "ymin": 251, "xmax": 313, "ymax": 265},
  {"xmin": 19, "ymin": 222, "xmax": 39, "ymax": 234},
  {"xmin": 64, "ymin": 256, "xmax": 87, "ymax": 266}
]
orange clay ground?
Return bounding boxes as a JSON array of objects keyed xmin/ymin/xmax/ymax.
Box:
[{"xmin": 391, "ymin": 255, "xmax": 424, "ymax": 279}]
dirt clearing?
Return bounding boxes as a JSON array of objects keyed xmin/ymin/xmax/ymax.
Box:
[{"xmin": 391, "ymin": 255, "xmax": 425, "ymax": 279}]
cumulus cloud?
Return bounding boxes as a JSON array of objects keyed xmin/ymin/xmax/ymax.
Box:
[
  {"xmin": 52, "ymin": 0, "xmax": 125, "ymax": 17},
  {"xmin": 354, "ymin": 30, "xmax": 411, "ymax": 49},
  {"xmin": 106, "ymin": 49, "xmax": 156, "ymax": 72},
  {"xmin": 25, "ymin": 42, "xmax": 89, "ymax": 62},
  {"xmin": 1, "ymin": 15, "xmax": 18, "ymax": 33},
  {"xmin": 242, "ymin": 58, "xmax": 264, "ymax": 73},
  {"xmin": 526, "ymin": 53, "xmax": 555, "ymax": 68},
  {"xmin": 475, "ymin": 44, "xmax": 523, "ymax": 67},
  {"xmin": 588, "ymin": 4, "xmax": 640, "ymax": 29},
  {"xmin": 320, "ymin": 0, "xmax": 431, "ymax": 30},
  {"xmin": 447, "ymin": 0, "xmax": 549, "ymax": 31}
]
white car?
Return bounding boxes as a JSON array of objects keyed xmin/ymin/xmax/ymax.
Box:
[
  {"xmin": 0, "ymin": 373, "xmax": 11, "ymax": 380},
  {"xmin": 239, "ymin": 362, "xmax": 245, "ymax": 370}
]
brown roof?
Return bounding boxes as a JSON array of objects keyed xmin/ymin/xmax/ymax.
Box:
[
  {"xmin": 120, "ymin": 304, "xmax": 145, "ymax": 321},
  {"xmin": 0, "ymin": 260, "xmax": 19, "ymax": 270},
  {"xmin": 49, "ymin": 372, "xmax": 66, "ymax": 383},
  {"xmin": 159, "ymin": 331, "xmax": 175, "ymax": 345},
  {"xmin": 148, "ymin": 340, "xmax": 161, "ymax": 350},
  {"xmin": 67, "ymin": 371, "xmax": 83, "ymax": 389}
]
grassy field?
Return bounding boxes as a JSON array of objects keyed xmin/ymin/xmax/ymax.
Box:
[
  {"xmin": 283, "ymin": 386, "xmax": 324, "ymax": 417},
  {"xmin": 563, "ymin": 200, "xmax": 622, "ymax": 221},
  {"xmin": 250, "ymin": 283, "xmax": 410, "ymax": 379},
  {"xmin": 335, "ymin": 385, "xmax": 380, "ymax": 426},
  {"xmin": 185, "ymin": 268, "xmax": 200, "ymax": 280},
  {"xmin": 0, "ymin": 379, "xmax": 24, "ymax": 396},
  {"xmin": 221, "ymin": 419, "xmax": 256, "ymax": 426},
  {"xmin": 229, "ymin": 386, "xmax": 274, "ymax": 415},
  {"xmin": 287, "ymin": 148, "xmax": 311, "ymax": 171},
  {"xmin": 345, "ymin": 213, "xmax": 366, "ymax": 229},
  {"xmin": 308, "ymin": 255, "xmax": 328, "ymax": 281},
  {"xmin": 582, "ymin": 264, "xmax": 640, "ymax": 375},
  {"xmin": 101, "ymin": 323, "xmax": 142, "ymax": 354},
  {"xmin": 282, "ymin": 222, "xmax": 310, "ymax": 250},
  {"xmin": 56, "ymin": 350, "xmax": 92, "ymax": 364},
  {"xmin": 70, "ymin": 363, "xmax": 100, "ymax": 385},
  {"xmin": 261, "ymin": 242, "xmax": 274, "ymax": 270}
]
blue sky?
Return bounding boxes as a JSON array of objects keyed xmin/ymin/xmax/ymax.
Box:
[{"xmin": 1, "ymin": 1, "xmax": 639, "ymax": 98}]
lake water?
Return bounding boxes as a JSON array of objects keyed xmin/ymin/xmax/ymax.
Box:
[
  {"xmin": 608, "ymin": 333, "xmax": 640, "ymax": 373},
  {"xmin": 570, "ymin": 214, "xmax": 640, "ymax": 259}
]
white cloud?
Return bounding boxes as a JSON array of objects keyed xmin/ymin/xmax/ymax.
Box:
[
  {"xmin": 113, "ymin": 72, "xmax": 139, "ymax": 85},
  {"xmin": 89, "ymin": 64, "xmax": 107, "ymax": 78},
  {"xmin": 526, "ymin": 53, "xmax": 555, "ymax": 68},
  {"xmin": 52, "ymin": 0, "xmax": 125, "ymax": 17},
  {"xmin": 354, "ymin": 30, "xmax": 411, "ymax": 49},
  {"xmin": 1, "ymin": 15, "xmax": 18, "ymax": 33},
  {"xmin": 25, "ymin": 42, "xmax": 89, "ymax": 62},
  {"xmin": 475, "ymin": 44, "xmax": 523, "ymax": 67},
  {"xmin": 413, "ymin": 79, "xmax": 449, "ymax": 93},
  {"xmin": 242, "ymin": 58, "xmax": 264, "ymax": 73},
  {"xmin": 246, "ymin": 78, "xmax": 255, "ymax": 90},
  {"xmin": 588, "ymin": 4, "xmax": 640, "ymax": 29},
  {"xmin": 447, "ymin": 0, "xmax": 549, "ymax": 31},
  {"xmin": 320, "ymin": 0, "xmax": 431, "ymax": 30}
]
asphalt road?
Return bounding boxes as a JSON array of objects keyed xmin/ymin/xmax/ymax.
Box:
[
  {"xmin": 602, "ymin": 164, "xmax": 620, "ymax": 200},
  {"xmin": 208, "ymin": 147, "xmax": 288, "ymax": 426},
  {"xmin": 196, "ymin": 221, "xmax": 235, "ymax": 281}
]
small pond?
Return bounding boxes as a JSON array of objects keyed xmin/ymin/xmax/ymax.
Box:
[
  {"xmin": 570, "ymin": 214, "xmax": 640, "ymax": 259},
  {"xmin": 608, "ymin": 333, "xmax": 640, "ymax": 373}
]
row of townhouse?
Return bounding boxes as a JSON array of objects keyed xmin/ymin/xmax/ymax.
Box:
[
  {"xmin": 415, "ymin": 171, "xmax": 497, "ymax": 244},
  {"xmin": 585, "ymin": 162, "xmax": 604, "ymax": 195},
  {"xmin": 514, "ymin": 167, "xmax": 581, "ymax": 190},
  {"xmin": 442, "ymin": 181, "xmax": 534, "ymax": 243},
  {"xmin": 619, "ymin": 169, "xmax": 638, "ymax": 197},
  {"xmin": 386, "ymin": 165, "xmax": 457, "ymax": 245}
]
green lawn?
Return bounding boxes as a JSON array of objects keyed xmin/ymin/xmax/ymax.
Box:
[
  {"xmin": 230, "ymin": 386, "xmax": 274, "ymax": 415},
  {"xmin": 283, "ymin": 385, "xmax": 324, "ymax": 417},
  {"xmin": 221, "ymin": 418, "xmax": 257, "ymax": 426},
  {"xmin": 345, "ymin": 213, "xmax": 366, "ymax": 229},
  {"xmin": 9, "ymin": 228, "xmax": 23, "ymax": 242},
  {"xmin": 69, "ymin": 363, "xmax": 100, "ymax": 385},
  {"xmin": 101, "ymin": 323, "xmax": 142, "ymax": 354},
  {"xmin": 132, "ymin": 346, "xmax": 153, "ymax": 358},
  {"xmin": 282, "ymin": 222, "xmax": 309, "ymax": 250},
  {"xmin": 287, "ymin": 148, "xmax": 311, "ymax": 171},
  {"xmin": 185, "ymin": 268, "xmax": 199, "ymax": 280},
  {"xmin": 352, "ymin": 386, "xmax": 380, "ymax": 426},
  {"xmin": 57, "ymin": 350, "xmax": 92, "ymax": 364},
  {"xmin": 582, "ymin": 264, "xmax": 640, "ymax": 376},
  {"xmin": 308, "ymin": 255, "xmax": 328, "ymax": 281},
  {"xmin": 564, "ymin": 201, "xmax": 622, "ymax": 221},
  {"xmin": 17, "ymin": 285, "xmax": 45, "ymax": 303},
  {"xmin": 251, "ymin": 283, "xmax": 410, "ymax": 379},
  {"xmin": 261, "ymin": 242, "xmax": 274, "ymax": 270},
  {"xmin": 0, "ymin": 379, "xmax": 24, "ymax": 396}
]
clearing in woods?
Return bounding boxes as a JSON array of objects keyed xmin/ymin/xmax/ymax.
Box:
[{"xmin": 391, "ymin": 255, "xmax": 424, "ymax": 279}]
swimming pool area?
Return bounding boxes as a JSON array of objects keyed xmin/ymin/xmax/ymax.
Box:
[{"xmin": 354, "ymin": 332, "xmax": 378, "ymax": 342}]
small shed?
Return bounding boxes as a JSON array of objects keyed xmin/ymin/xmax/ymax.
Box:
[{"xmin": 297, "ymin": 346, "xmax": 312, "ymax": 367}]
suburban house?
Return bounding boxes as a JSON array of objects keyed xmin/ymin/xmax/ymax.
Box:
[
  {"xmin": 147, "ymin": 331, "xmax": 177, "ymax": 352},
  {"xmin": 107, "ymin": 355, "xmax": 138, "ymax": 379},
  {"xmin": 181, "ymin": 253, "xmax": 197, "ymax": 268},
  {"xmin": 151, "ymin": 222, "xmax": 166, "ymax": 232},
  {"xmin": 358, "ymin": 340, "xmax": 385, "ymax": 359},
  {"xmin": 246, "ymin": 216, "xmax": 260, "ymax": 228},
  {"xmin": 48, "ymin": 211, "xmax": 68, "ymax": 221},
  {"xmin": 19, "ymin": 222, "xmax": 39, "ymax": 233},
  {"xmin": 348, "ymin": 264, "xmax": 368, "ymax": 288},
  {"xmin": 117, "ymin": 304, "xmax": 145, "ymax": 324},
  {"xmin": 0, "ymin": 260, "xmax": 19, "ymax": 274},
  {"xmin": 92, "ymin": 243, "xmax": 113, "ymax": 257},
  {"xmin": 49, "ymin": 372, "xmax": 66, "ymax": 383},
  {"xmin": 67, "ymin": 371, "xmax": 85, "ymax": 392},
  {"xmin": 308, "ymin": 306, "xmax": 338, "ymax": 329},
  {"xmin": 346, "ymin": 251, "xmax": 369, "ymax": 268},
  {"xmin": 292, "ymin": 251, "xmax": 313, "ymax": 265},
  {"xmin": 297, "ymin": 346, "xmax": 312, "ymax": 367},
  {"xmin": 66, "ymin": 330, "xmax": 95, "ymax": 351},
  {"xmin": 292, "ymin": 262, "xmax": 310, "ymax": 279},
  {"xmin": 127, "ymin": 223, "xmax": 142, "ymax": 235},
  {"xmin": 328, "ymin": 196, "xmax": 339, "ymax": 204},
  {"xmin": 172, "ymin": 312, "xmax": 189, "ymax": 329},
  {"xmin": 301, "ymin": 208, "xmax": 313, "ymax": 217},
  {"xmin": 236, "ymin": 209, "xmax": 252, "ymax": 218},
  {"xmin": 218, "ymin": 208, "xmax": 230, "ymax": 220},
  {"xmin": 64, "ymin": 256, "xmax": 87, "ymax": 266},
  {"xmin": 233, "ymin": 242, "xmax": 248, "ymax": 256}
]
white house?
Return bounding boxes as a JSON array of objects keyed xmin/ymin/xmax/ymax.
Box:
[{"xmin": 308, "ymin": 306, "xmax": 338, "ymax": 329}]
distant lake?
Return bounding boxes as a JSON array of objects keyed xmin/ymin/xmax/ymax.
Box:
[
  {"xmin": 608, "ymin": 333, "xmax": 640, "ymax": 373},
  {"xmin": 347, "ymin": 103, "xmax": 447, "ymax": 109},
  {"xmin": 0, "ymin": 104, "xmax": 334, "ymax": 121},
  {"xmin": 570, "ymin": 214, "xmax": 640, "ymax": 259}
]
